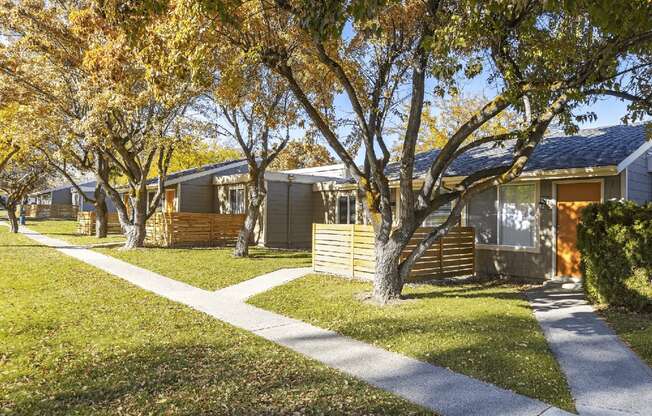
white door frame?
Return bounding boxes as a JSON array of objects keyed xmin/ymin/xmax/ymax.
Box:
[{"xmin": 550, "ymin": 178, "xmax": 604, "ymax": 279}]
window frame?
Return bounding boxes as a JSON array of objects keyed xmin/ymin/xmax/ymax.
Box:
[
  {"xmin": 229, "ymin": 187, "xmax": 246, "ymax": 215},
  {"xmin": 470, "ymin": 181, "xmax": 540, "ymax": 253},
  {"xmin": 336, "ymin": 193, "xmax": 357, "ymax": 225},
  {"xmin": 422, "ymin": 201, "xmax": 453, "ymax": 227}
]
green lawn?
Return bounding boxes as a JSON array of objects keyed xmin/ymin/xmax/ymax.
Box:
[
  {"xmin": 25, "ymin": 218, "xmax": 126, "ymax": 246},
  {"xmin": 250, "ymin": 274, "xmax": 576, "ymax": 411},
  {"xmin": 95, "ymin": 245, "xmax": 311, "ymax": 290},
  {"xmin": 14, "ymin": 217, "xmax": 310, "ymax": 290},
  {"xmin": 601, "ymin": 309, "xmax": 652, "ymax": 367},
  {"xmin": 0, "ymin": 227, "xmax": 430, "ymax": 415}
]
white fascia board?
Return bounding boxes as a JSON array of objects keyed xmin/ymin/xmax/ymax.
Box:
[
  {"xmin": 311, "ymin": 166, "xmax": 619, "ymax": 192},
  {"xmin": 165, "ymin": 160, "xmax": 248, "ymax": 186},
  {"xmin": 134, "ymin": 160, "xmax": 249, "ymax": 191},
  {"xmin": 617, "ymin": 140, "xmax": 652, "ymax": 173},
  {"xmin": 72, "ymin": 187, "xmax": 95, "ymax": 193},
  {"xmin": 264, "ymin": 171, "xmax": 339, "ymax": 184},
  {"xmin": 214, "ymin": 171, "xmax": 340, "ymax": 186}
]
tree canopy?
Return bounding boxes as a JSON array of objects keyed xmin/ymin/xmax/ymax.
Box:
[
  {"xmin": 270, "ymin": 139, "xmax": 336, "ymax": 171},
  {"xmin": 173, "ymin": 0, "xmax": 652, "ymax": 302}
]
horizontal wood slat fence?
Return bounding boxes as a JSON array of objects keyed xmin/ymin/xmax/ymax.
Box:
[
  {"xmin": 145, "ymin": 212, "xmax": 246, "ymax": 248},
  {"xmin": 23, "ymin": 204, "xmax": 78, "ymax": 219},
  {"xmin": 312, "ymin": 224, "xmax": 475, "ymax": 281},
  {"xmin": 77, "ymin": 212, "xmax": 122, "ymax": 235}
]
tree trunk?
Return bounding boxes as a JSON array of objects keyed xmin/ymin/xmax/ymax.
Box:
[
  {"xmin": 121, "ymin": 198, "xmax": 147, "ymax": 250},
  {"xmin": 7, "ymin": 204, "xmax": 19, "ymax": 233},
  {"xmin": 234, "ymin": 193, "xmax": 264, "ymax": 257},
  {"xmin": 372, "ymin": 239, "xmax": 405, "ymax": 303},
  {"xmin": 94, "ymin": 184, "xmax": 108, "ymax": 238},
  {"xmin": 122, "ymin": 222, "xmax": 146, "ymax": 249}
]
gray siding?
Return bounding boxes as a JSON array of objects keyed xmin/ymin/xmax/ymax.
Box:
[
  {"xmin": 179, "ymin": 174, "xmax": 215, "ymax": 213},
  {"xmin": 74, "ymin": 190, "xmax": 117, "ymax": 213},
  {"xmin": 474, "ymin": 180, "xmax": 553, "ymax": 280},
  {"xmin": 265, "ymin": 181, "xmax": 313, "ymax": 249},
  {"xmin": 473, "ymin": 176, "xmax": 620, "ymax": 280},
  {"xmin": 51, "ymin": 188, "xmax": 72, "ymax": 205},
  {"xmin": 626, "ymin": 152, "xmax": 652, "ymax": 204}
]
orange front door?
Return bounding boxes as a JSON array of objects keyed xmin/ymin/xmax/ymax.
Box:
[
  {"xmin": 555, "ymin": 182, "xmax": 601, "ymax": 278},
  {"xmin": 165, "ymin": 189, "xmax": 176, "ymax": 213}
]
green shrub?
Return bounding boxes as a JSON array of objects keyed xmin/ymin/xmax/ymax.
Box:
[{"xmin": 577, "ymin": 201, "xmax": 652, "ymax": 312}]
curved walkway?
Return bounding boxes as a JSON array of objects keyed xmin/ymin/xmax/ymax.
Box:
[
  {"xmin": 4, "ymin": 223, "xmax": 570, "ymax": 416},
  {"xmin": 527, "ymin": 284, "xmax": 652, "ymax": 416}
]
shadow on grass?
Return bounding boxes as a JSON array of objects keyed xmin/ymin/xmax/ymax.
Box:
[
  {"xmin": 322, "ymin": 313, "xmax": 575, "ymax": 411},
  {"xmin": 6, "ymin": 343, "xmax": 420, "ymax": 415},
  {"xmin": 402, "ymin": 283, "xmax": 523, "ymax": 302},
  {"xmin": 248, "ymin": 250, "xmax": 311, "ymax": 260},
  {"xmin": 0, "ymin": 244, "xmax": 50, "ymax": 248}
]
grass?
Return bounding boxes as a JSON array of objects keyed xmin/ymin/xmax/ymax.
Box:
[
  {"xmin": 250, "ymin": 274, "xmax": 576, "ymax": 411},
  {"xmin": 9, "ymin": 217, "xmax": 310, "ymax": 290},
  {"xmin": 94, "ymin": 245, "xmax": 311, "ymax": 290},
  {"xmin": 0, "ymin": 227, "xmax": 431, "ymax": 415},
  {"xmin": 600, "ymin": 309, "xmax": 652, "ymax": 367},
  {"xmin": 23, "ymin": 218, "xmax": 126, "ymax": 246}
]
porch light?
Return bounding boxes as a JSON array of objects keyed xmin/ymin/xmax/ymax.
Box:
[{"xmin": 539, "ymin": 198, "xmax": 554, "ymax": 210}]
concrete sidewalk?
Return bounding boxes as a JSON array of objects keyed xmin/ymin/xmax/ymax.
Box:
[
  {"xmin": 527, "ymin": 284, "xmax": 652, "ymax": 416},
  {"xmin": 7, "ymin": 224, "xmax": 571, "ymax": 416}
]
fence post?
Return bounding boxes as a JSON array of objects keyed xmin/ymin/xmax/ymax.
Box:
[
  {"xmin": 210, "ymin": 215, "xmax": 214, "ymax": 245},
  {"xmin": 439, "ymin": 234, "xmax": 444, "ymax": 276},
  {"xmin": 350, "ymin": 224, "xmax": 355, "ymax": 278},
  {"xmin": 312, "ymin": 223, "xmax": 316, "ymax": 272},
  {"xmin": 471, "ymin": 228, "xmax": 476, "ymax": 276},
  {"xmin": 168, "ymin": 213, "xmax": 174, "ymax": 247}
]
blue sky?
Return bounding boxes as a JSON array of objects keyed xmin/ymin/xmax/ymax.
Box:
[{"xmin": 327, "ymin": 72, "xmax": 650, "ymax": 164}]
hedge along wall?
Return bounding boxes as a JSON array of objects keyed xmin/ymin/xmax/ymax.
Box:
[{"xmin": 577, "ymin": 201, "xmax": 652, "ymax": 312}]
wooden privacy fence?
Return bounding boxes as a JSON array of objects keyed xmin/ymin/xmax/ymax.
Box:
[
  {"xmin": 312, "ymin": 224, "xmax": 475, "ymax": 281},
  {"xmin": 77, "ymin": 212, "xmax": 122, "ymax": 235},
  {"xmin": 23, "ymin": 204, "xmax": 78, "ymax": 219},
  {"xmin": 145, "ymin": 212, "xmax": 246, "ymax": 248}
]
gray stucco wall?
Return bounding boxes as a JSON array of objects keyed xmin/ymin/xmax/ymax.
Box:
[
  {"xmin": 179, "ymin": 174, "xmax": 215, "ymax": 213},
  {"xmin": 626, "ymin": 152, "xmax": 652, "ymax": 204},
  {"xmin": 265, "ymin": 181, "xmax": 313, "ymax": 249}
]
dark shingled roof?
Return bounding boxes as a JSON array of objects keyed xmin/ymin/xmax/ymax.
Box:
[
  {"xmin": 386, "ymin": 123, "xmax": 650, "ymax": 179},
  {"xmin": 145, "ymin": 158, "xmax": 247, "ymax": 185}
]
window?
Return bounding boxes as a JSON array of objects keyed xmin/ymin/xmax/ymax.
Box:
[
  {"xmin": 467, "ymin": 184, "xmax": 537, "ymax": 248},
  {"xmin": 467, "ymin": 187, "xmax": 498, "ymax": 244},
  {"xmin": 229, "ymin": 188, "xmax": 245, "ymax": 214},
  {"xmin": 337, "ymin": 195, "xmax": 356, "ymax": 224},
  {"xmin": 423, "ymin": 202, "xmax": 452, "ymax": 227},
  {"xmin": 499, "ymin": 184, "xmax": 536, "ymax": 247}
]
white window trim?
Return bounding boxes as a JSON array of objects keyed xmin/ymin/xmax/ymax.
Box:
[{"xmin": 473, "ymin": 182, "xmax": 541, "ymax": 253}]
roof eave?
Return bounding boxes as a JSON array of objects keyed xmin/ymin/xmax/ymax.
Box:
[
  {"xmin": 617, "ymin": 140, "xmax": 652, "ymax": 173},
  {"xmin": 115, "ymin": 159, "xmax": 248, "ymax": 192},
  {"xmin": 314, "ymin": 165, "xmax": 620, "ymax": 191}
]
